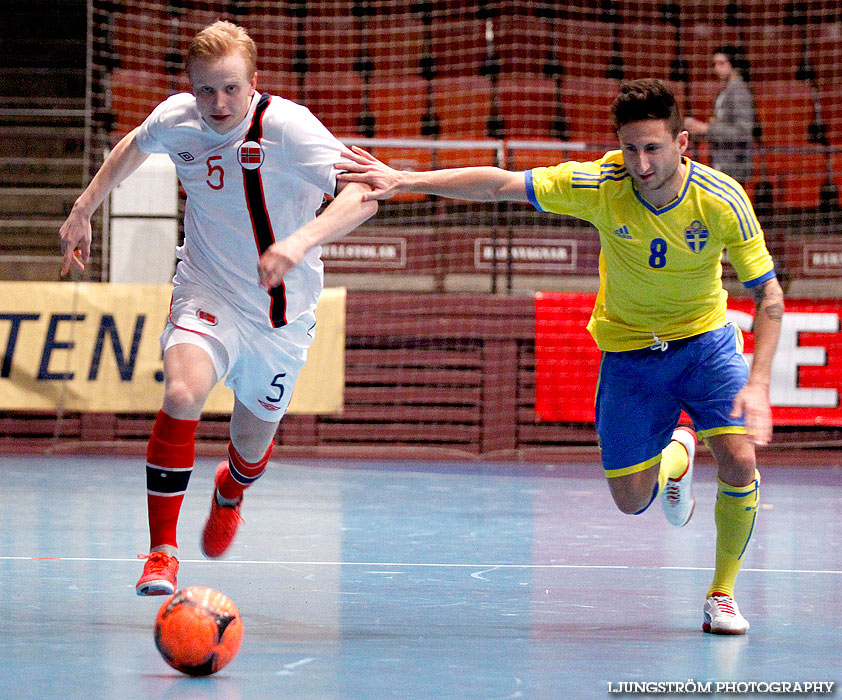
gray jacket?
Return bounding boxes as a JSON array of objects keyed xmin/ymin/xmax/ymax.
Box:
[{"xmin": 706, "ymin": 75, "xmax": 755, "ymax": 183}]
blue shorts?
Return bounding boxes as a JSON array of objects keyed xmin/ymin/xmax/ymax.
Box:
[{"xmin": 595, "ymin": 323, "xmax": 749, "ymax": 478}]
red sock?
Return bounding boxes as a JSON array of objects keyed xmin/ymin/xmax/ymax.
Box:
[
  {"xmin": 217, "ymin": 441, "xmax": 272, "ymax": 502},
  {"xmin": 145, "ymin": 410, "xmax": 199, "ymax": 550}
]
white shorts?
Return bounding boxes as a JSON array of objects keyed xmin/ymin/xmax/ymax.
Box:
[{"xmin": 160, "ymin": 281, "xmax": 316, "ymax": 421}]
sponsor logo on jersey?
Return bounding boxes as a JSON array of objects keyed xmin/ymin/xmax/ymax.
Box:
[
  {"xmin": 238, "ymin": 140, "xmax": 265, "ymax": 170},
  {"xmin": 685, "ymin": 220, "xmax": 709, "ymax": 252},
  {"xmin": 196, "ymin": 309, "xmax": 218, "ymax": 326},
  {"xmin": 177, "ymin": 151, "xmax": 195, "ymax": 162},
  {"xmin": 258, "ymin": 399, "xmax": 283, "ymax": 411},
  {"xmin": 613, "ymin": 225, "xmax": 633, "ymax": 239}
]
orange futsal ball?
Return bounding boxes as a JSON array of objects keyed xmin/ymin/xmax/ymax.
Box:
[{"xmin": 154, "ymin": 586, "xmax": 244, "ymax": 676}]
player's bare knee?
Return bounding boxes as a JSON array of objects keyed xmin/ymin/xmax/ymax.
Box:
[
  {"xmin": 607, "ymin": 472, "xmax": 657, "ymax": 515},
  {"xmin": 713, "ymin": 446, "xmax": 756, "ymax": 487},
  {"xmin": 609, "ymin": 488, "xmax": 651, "ymax": 515},
  {"xmin": 720, "ymin": 457, "xmax": 757, "ymax": 488},
  {"xmin": 163, "ymin": 378, "xmax": 206, "ymax": 415}
]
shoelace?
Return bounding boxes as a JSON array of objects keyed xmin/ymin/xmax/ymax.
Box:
[
  {"xmin": 711, "ymin": 596, "xmax": 737, "ymax": 615},
  {"xmin": 137, "ymin": 551, "xmax": 176, "ymax": 566},
  {"xmin": 664, "ymin": 481, "xmax": 682, "ymax": 503}
]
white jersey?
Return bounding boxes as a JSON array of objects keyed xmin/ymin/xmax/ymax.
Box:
[{"xmin": 134, "ymin": 91, "xmax": 341, "ymax": 328}]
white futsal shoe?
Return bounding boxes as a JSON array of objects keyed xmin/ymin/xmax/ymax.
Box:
[
  {"xmin": 661, "ymin": 427, "xmax": 697, "ymax": 527},
  {"xmin": 703, "ymin": 594, "xmax": 750, "ymax": 634}
]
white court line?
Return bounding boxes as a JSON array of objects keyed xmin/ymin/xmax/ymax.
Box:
[{"xmin": 1, "ymin": 556, "xmax": 840, "ymax": 575}]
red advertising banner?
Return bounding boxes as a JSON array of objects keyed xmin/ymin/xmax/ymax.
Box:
[{"xmin": 535, "ymin": 293, "xmax": 842, "ymax": 426}]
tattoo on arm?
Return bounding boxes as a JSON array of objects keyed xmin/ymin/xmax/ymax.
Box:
[
  {"xmin": 763, "ymin": 302, "xmax": 784, "ymax": 322},
  {"xmin": 752, "ymin": 281, "xmax": 785, "ymax": 322}
]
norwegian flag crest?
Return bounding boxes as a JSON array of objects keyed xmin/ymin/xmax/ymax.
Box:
[{"xmin": 238, "ymin": 140, "xmax": 264, "ymax": 170}]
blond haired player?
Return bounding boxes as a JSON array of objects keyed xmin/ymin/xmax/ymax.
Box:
[
  {"xmin": 334, "ymin": 79, "xmax": 783, "ymax": 635},
  {"xmin": 59, "ymin": 21, "xmax": 377, "ymax": 595}
]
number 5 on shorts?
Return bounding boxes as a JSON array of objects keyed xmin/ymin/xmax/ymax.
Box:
[{"xmin": 265, "ymin": 372, "xmax": 287, "ymax": 404}]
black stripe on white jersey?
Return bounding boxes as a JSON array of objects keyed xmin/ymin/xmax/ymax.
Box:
[{"xmin": 242, "ymin": 93, "xmax": 287, "ymax": 328}]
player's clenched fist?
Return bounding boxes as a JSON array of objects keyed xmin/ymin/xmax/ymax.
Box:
[{"xmin": 257, "ymin": 239, "xmax": 303, "ymax": 289}]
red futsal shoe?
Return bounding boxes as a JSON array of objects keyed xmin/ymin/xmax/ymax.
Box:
[
  {"xmin": 200, "ymin": 461, "xmax": 244, "ymax": 559},
  {"xmin": 136, "ymin": 551, "xmax": 178, "ymax": 596}
]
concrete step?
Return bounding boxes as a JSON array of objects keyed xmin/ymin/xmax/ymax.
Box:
[
  {"xmin": 0, "ymin": 68, "xmax": 86, "ymax": 99},
  {"xmin": 0, "ymin": 126, "xmax": 85, "ymax": 158},
  {"xmin": 0, "ymin": 254, "xmax": 63, "ymax": 281},
  {"xmin": 0, "ymin": 38, "xmax": 86, "ymax": 69},
  {"xmin": 2, "ymin": 97, "xmax": 85, "ymax": 110},
  {"xmin": 0, "ymin": 107, "xmax": 86, "ymax": 127},
  {"xmin": 0, "ymin": 188, "xmax": 79, "ymax": 217},
  {"xmin": 0, "ymin": 219, "xmax": 67, "ymax": 255},
  {"xmin": 0, "ymin": 158, "xmax": 85, "ymax": 187}
]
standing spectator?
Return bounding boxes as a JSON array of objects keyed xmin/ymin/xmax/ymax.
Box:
[{"xmin": 685, "ymin": 46, "xmax": 756, "ymax": 183}]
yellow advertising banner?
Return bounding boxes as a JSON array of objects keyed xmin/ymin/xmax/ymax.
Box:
[{"xmin": 0, "ymin": 282, "xmax": 345, "ymax": 414}]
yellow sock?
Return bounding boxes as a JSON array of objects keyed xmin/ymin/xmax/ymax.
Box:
[
  {"xmin": 707, "ymin": 470, "xmax": 761, "ymax": 598},
  {"xmin": 634, "ymin": 441, "xmax": 691, "ymax": 515},
  {"xmin": 657, "ymin": 438, "xmax": 689, "ymax": 493}
]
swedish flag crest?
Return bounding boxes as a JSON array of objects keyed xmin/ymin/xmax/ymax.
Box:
[{"xmin": 685, "ymin": 220, "xmax": 709, "ymax": 252}]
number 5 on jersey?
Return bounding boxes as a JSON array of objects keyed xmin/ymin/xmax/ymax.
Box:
[{"xmin": 206, "ymin": 156, "xmax": 224, "ymax": 190}]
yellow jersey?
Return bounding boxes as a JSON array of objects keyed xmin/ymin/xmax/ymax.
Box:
[{"xmin": 527, "ymin": 151, "xmax": 776, "ymax": 352}]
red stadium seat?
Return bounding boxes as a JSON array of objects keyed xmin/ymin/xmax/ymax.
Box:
[
  {"xmin": 245, "ymin": 17, "xmax": 296, "ymax": 75},
  {"xmin": 754, "ymin": 80, "xmax": 814, "ymax": 146},
  {"xmin": 431, "ymin": 76, "xmax": 498, "ymax": 167},
  {"xmin": 554, "ymin": 19, "xmax": 614, "ymax": 79},
  {"xmin": 495, "ymin": 15, "xmax": 553, "ymax": 76},
  {"xmin": 561, "ymin": 76, "xmax": 621, "ymax": 148},
  {"xmin": 678, "ymin": 79, "xmax": 720, "ymax": 125},
  {"xmin": 303, "ymin": 16, "xmax": 362, "ymax": 75},
  {"xmin": 745, "ymin": 24, "xmax": 802, "ymax": 83},
  {"xmin": 368, "ymin": 76, "xmax": 432, "ymax": 201},
  {"xmin": 433, "ymin": 76, "xmax": 492, "ymax": 139},
  {"xmin": 497, "ymin": 75, "xmax": 559, "ymax": 140},
  {"xmin": 110, "ymin": 68, "xmax": 174, "ymax": 136},
  {"xmin": 820, "ymin": 85, "xmax": 842, "ymax": 146},
  {"xmin": 257, "ymin": 71, "xmax": 300, "ymax": 103},
  {"xmin": 618, "ymin": 22, "xmax": 677, "ymax": 81},
  {"xmin": 679, "ymin": 0, "xmax": 733, "ymax": 23},
  {"xmin": 367, "ymin": 15, "xmax": 426, "ymax": 78},
  {"xmin": 429, "ymin": 14, "xmax": 487, "ymax": 77},
  {"xmin": 369, "ymin": 75, "xmax": 428, "ymax": 137},
  {"xmin": 764, "ymin": 152, "xmax": 827, "ymax": 209},
  {"xmin": 807, "ymin": 24, "xmax": 842, "ymax": 86},
  {"xmin": 302, "ymin": 72, "xmax": 365, "ymax": 139},
  {"xmin": 507, "ymin": 147, "xmax": 589, "ymax": 173},
  {"xmin": 112, "ymin": 4, "xmax": 176, "ymax": 74}
]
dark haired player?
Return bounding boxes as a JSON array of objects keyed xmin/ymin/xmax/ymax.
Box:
[{"xmin": 335, "ymin": 78, "xmax": 783, "ymax": 635}]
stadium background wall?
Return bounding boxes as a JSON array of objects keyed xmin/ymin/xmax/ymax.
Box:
[
  {"xmin": 2, "ymin": 292, "xmax": 841, "ymax": 460},
  {"xmin": 1, "ymin": 0, "xmax": 841, "ymax": 458}
]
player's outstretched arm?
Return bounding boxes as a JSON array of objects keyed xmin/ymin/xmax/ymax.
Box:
[
  {"xmin": 257, "ymin": 180, "xmax": 378, "ymax": 289},
  {"xmin": 731, "ymin": 276, "xmax": 784, "ymax": 445},
  {"xmin": 59, "ymin": 127, "xmax": 149, "ymax": 276},
  {"xmin": 336, "ymin": 145, "xmax": 528, "ymax": 203}
]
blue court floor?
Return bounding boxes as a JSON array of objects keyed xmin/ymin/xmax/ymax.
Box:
[{"xmin": 1, "ymin": 454, "xmax": 840, "ymax": 699}]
